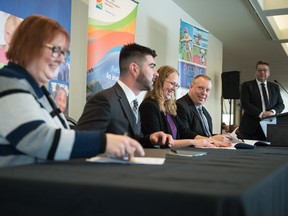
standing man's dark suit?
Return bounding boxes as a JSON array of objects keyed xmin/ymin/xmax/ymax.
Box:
[
  {"xmin": 238, "ymin": 61, "xmax": 284, "ymax": 140},
  {"xmin": 238, "ymin": 80, "xmax": 284, "ymax": 140},
  {"xmin": 177, "ymin": 93, "xmax": 213, "ymax": 136}
]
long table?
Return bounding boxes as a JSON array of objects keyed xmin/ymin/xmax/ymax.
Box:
[{"xmin": 0, "ymin": 147, "xmax": 288, "ymax": 216}]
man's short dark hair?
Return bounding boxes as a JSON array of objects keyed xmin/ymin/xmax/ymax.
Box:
[
  {"xmin": 256, "ymin": 60, "xmax": 270, "ymax": 69},
  {"xmin": 119, "ymin": 43, "xmax": 157, "ymax": 75}
]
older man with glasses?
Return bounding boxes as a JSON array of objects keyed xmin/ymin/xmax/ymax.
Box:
[
  {"xmin": 238, "ymin": 60, "xmax": 285, "ymax": 140},
  {"xmin": 177, "ymin": 74, "xmax": 231, "ymax": 143}
]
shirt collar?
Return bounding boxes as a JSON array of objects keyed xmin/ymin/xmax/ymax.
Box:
[
  {"xmin": 195, "ymin": 105, "xmax": 202, "ymax": 110},
  {"xmin": 256, "ymin": 79, "xmax": 267, "ymax": 85},
  {"xmin": 117, "ymin": 80, "xmax": 137, "ymax": 104}
]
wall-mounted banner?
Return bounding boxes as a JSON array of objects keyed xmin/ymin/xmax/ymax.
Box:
[
  {"xmin": 0, "ymin": 0, "xmax": 71, "ymax": 116},
  {"xmin": 178, "ymin": 20, "xmax": 209, "ymax": 88},
  {"xmin": 87, "ymin": 0, "xmax": 138, "ymax": 101},
  {"xmin": 178, "ymin": 61, "xmax": 207, "ymax": 89}
]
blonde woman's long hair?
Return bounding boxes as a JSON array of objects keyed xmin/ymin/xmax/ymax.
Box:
[{"xmin": 144, "ymin": 65, "xmax": 178, "ymax": 116}]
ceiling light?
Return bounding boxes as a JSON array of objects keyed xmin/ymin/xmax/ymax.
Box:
[{"xmin": 248, "ymin": 0, "xmax": 288, "ymax": 54}]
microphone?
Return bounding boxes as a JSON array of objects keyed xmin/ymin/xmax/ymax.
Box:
[{"xmin": 274, "ymin": 80, "xmax": 288, "ymax": 94}]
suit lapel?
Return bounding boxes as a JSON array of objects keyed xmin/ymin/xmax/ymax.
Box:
[
  {"xmin": 251, "ymin": 80, "xmax": 263, "ymax": 107},
  {"xmin": 114, "ymin": 83, "xmax": 140, "ymax": 136},
  {"xmin": 184, "ymin": 94, "xmax": 201, "ymax": 121},
  {"xmin": 266, "ymin": 82, "xmax": 274, "ymax": 107},
  {"xmin": 184, "ymin": 94, "xmax": 208, "ymax": 133}
]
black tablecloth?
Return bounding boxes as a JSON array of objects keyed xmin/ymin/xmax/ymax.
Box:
[{"xmin": 0, "ymin": 147, "xmax": 288, "ymax": 216}]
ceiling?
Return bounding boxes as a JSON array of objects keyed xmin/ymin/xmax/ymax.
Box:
[{"xmin": 172, "ymin": 0, "xmax": 288, "ymax": 87}]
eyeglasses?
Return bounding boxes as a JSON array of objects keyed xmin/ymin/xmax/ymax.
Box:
[
  {"xmin": 45, "ymin": 44, "xmax": 69, "ymax": 60},
  {"xmin": 257, "ymin": 68, "xmax": 269, "ymax": 73},
  {"xmin": 196, "ymin": 86, "xmax": 211, "ymax": 93},
  {"xmin": 165, "ymin": 80, "xmax": 180, "ymax": 89}
]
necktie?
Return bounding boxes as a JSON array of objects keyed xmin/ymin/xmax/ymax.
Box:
[
  {"xmin": 132, "ymin": 99, "xmax": 139, "ymax": 122},
  {"xmin": 198, "ymin": 107, "xmax": 211, "ymax": 137},
  {"xmin": 261, "ymin": 83, "xmax": 269, "ymax": 111}
]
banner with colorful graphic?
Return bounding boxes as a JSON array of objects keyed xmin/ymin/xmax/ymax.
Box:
[
  {"xmin": 87, "ymin": 0, "xmax": 138, "ymax": 100},
  {"xmin": 178, "ymin": 61, "xmax": 207, "ymax": 89},
  {"xmin": 178, "ymin": 20, "xmax": 209, "ymax": 88},
  {"xmin": 0, "ymin": 0, "xmax": 71, "ymax": 116}
]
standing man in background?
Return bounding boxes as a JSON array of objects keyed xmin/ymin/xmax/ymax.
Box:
[{"xmin": 238, "ymin": 60, "xmax": 284, "ymax": 140}]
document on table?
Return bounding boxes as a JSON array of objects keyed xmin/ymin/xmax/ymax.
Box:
[
  {"xmin": 195, "ymin": 145, "xmax": 236, "ymax": 150},
  {"xmin": 211, "ymin": 127, "xmax": 254, "ymax": 149},
  {"xmin": 87, "ymin": 149, "xmax": 167, "ymax": 165},
  {"xmin": 87, "ymin": 155, "xmax": 165, "ymax": 165},
  {"xmin": 229, "ymin": 127, "xmax": 243, "ymax": 143},
  {"xmin": 192, "ymin": 127, "xmax": 241, "ymax": 149}
]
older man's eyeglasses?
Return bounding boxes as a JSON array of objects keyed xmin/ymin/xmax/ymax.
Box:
[
  {"xmin": 45, "ymin": 44, "xmax": 69, "ymax": 59},
  {"xmin": 257, "ymin": 68, "xmax": 269, "ymax": 73},
  {"xmin": 165, "ymin": 80, "xmax": 180, "ymax": 89}
]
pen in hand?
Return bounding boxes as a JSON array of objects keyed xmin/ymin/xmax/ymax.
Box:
[{"xmin": 122, "ymin": 132, "xmax": 136, "ymax": 162}]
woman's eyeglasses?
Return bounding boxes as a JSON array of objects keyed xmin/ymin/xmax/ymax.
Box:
[
  {"xmin": 45, "ymin": 44, "xmax": 69, "ymax": 60},
  {"xmin": 165, "ymin": 80, "xmax": 180, "ymax": 89}
]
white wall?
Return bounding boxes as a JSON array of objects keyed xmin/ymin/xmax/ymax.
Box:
[
  {"xmin": 280, "ymin": 91, "xmax": 288, "ymax": 113},
  {"xmin": 69, "ymin": 0, "xmax": 88, "ymax": 121},
  {"xmin": 70, "ymin": 0, "xmax": 223, "ymax": 134}
]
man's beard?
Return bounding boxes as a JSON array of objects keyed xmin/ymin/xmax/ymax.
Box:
[{"xmin": 136, "ymin": 71, "xmax": 153, "ymax": 91}]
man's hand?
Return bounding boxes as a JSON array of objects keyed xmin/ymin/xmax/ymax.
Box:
[
  {"xmin": 212, "ymin": 134, "xmax": 232, "ymax": 141},
  {"xmin": 262, "ymin": 111, "xmax": 274, "ymax": 118},
  {"xmin": 149, "ymin": 131, "xmax": 174, "ymax": 147},
  {"xmin": 211, "ymin": 139, "xmax": 232, "ymax": 147}
]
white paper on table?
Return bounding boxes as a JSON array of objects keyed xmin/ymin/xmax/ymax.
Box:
[
  {"xmin": 86, "ymin": 154, "xmax": 165, "ymax": 165},
  {"xmin": 195, "ymin": 145, "xmax": 236, "ymax": 150},
  {"xmin": 229, "ymin": 127, "xmax": 243, "ymax": 143},
  {"xmin": 196, "ymin": 128, "xmax": 258, "ymax": 149}
]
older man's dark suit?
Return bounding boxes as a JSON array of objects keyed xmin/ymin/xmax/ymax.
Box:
[
  {"xmin": 76, "ymin": 83, "xmax": 152, "ymax": 147},
  {"xmin": 176, "ymin": 94, "xmax": 213, "ymax": 136},
  {"xmin": 239, "ymin": 80, "xmax": 284, "ymax": 140}
]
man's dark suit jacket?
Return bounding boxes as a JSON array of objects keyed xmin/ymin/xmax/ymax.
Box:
[
  {"xmin": 176, "ymin": 94, "xmax": 213, "ymax": 136},
  {"xmin": 76, "ymin": 83, "xmax": 153, "ymax": 147},
  {"xmin": 139, "ymin": 98, "xmax": 197, "ymax": 139},
  {"xmin": 238, "ymin": 80, "xmax": 284, "ymax": 139}
]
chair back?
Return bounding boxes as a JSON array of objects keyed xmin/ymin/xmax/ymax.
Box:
[{"xmin": 66, "ymin": 116, "xmax": 77, "ymax": 129}]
